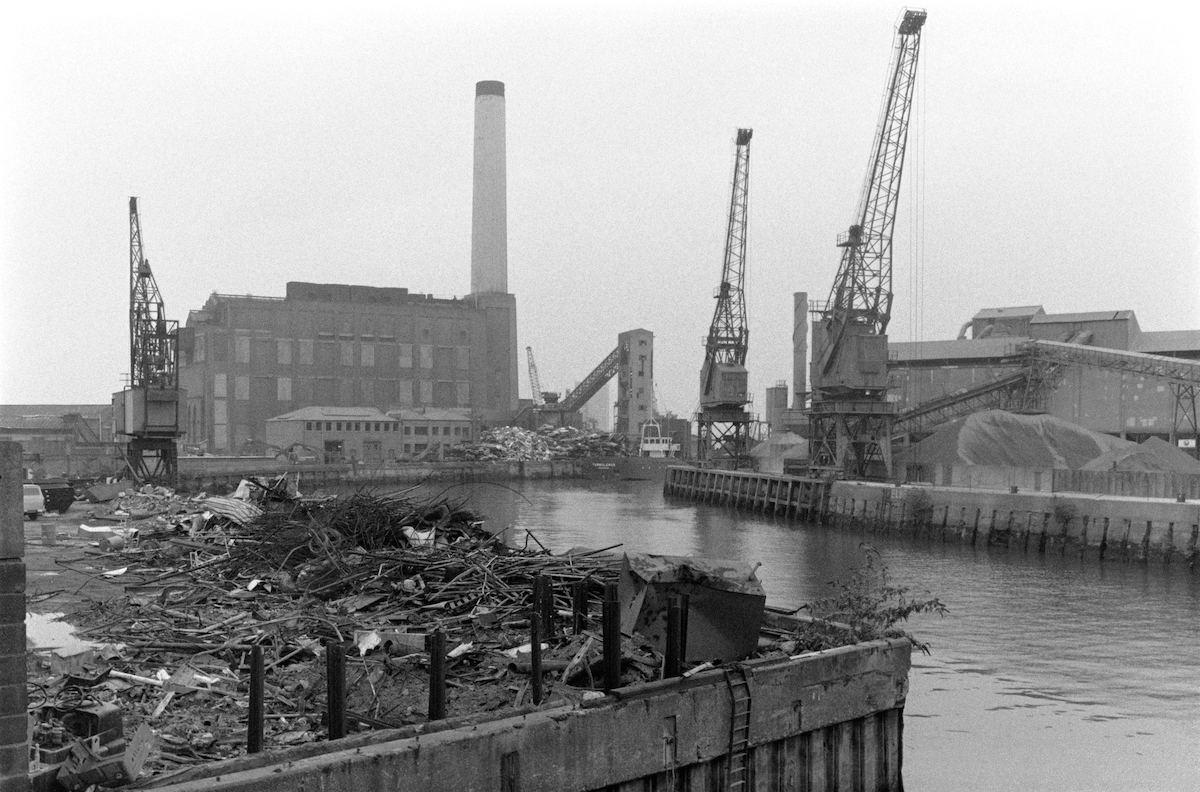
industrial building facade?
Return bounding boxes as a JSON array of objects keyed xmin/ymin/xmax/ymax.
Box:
[
  {"xmin": 889, "ymin": 306, "xmax": 1200, "ymax": 443},
  {"xmin": 178, "ymin": 283, "xmax": 517, "ymax": 453}
]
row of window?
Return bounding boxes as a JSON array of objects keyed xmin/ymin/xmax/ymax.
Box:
[
  {"xmin": 195, "ymin": 337, "xmax": 471, "ymax": 371},
  {"xmin": 303, "ymin": 420, "xmax": 471, "ymax": 438},
  {"xmin": 211, "ymin": 375, "xmax": 471, "ymax": 407}
]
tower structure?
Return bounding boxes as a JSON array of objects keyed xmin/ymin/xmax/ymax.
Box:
[{"xmin": 471, "ymin": 80, "xmax": 508, "ymax": 295}]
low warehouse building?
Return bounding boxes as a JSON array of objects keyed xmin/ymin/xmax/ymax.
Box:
[{"xmin": 265, "ymin": 406, "xmax": 401, "ymax": 464}]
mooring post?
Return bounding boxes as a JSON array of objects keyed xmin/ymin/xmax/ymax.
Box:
[
  {"xmin": 428, "ymin": 629, "xmax": 447, "ymax": 721},
  {"xmin": 665, "ymin": 595, "xmax": 682, "ymax": 679},
  {"xmin": 248, "ymin": 646, "xmax": 264, "ymax": 753},
  {"xmin": 530, "ymin": 612, "xmax": 544, "ymax": 705},
  {"xmin": 538, "ymin": 574, "xmax": 554, "ymax": 638},
  {"xmin": 325, "ymin": 640, "xmax": 347, "ymax": 740},
  {"xmin": 603, "ymin": 582, "xmax": 621, "ymax": 691},
  {"xmin": 572, "ymin": 578, "xmax": 587, "ymax": 634}
]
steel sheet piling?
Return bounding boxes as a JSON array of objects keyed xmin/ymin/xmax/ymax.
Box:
[
  {"xmin": 325, "ymin": 641, "xmax": 347, "ymax": 740},
  {"xmin": 530, "ymin": 613, "xmax": 544, "ymax": 705},
  {"xmin": 428, "ymin": 630, "xmax": 447, "ymax": 721},
  {"xmin": 603, "ymin": 582, "xmax": 621, "ymax": 691}
]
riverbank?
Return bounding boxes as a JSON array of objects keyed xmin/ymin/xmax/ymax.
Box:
[{"xmin": 177, "ymin": 456, "xmax": 666, "ymax": 493}]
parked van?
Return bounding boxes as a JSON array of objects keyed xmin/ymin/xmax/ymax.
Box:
[{"xmin": 23, "ymin": 484, "xmax": 45, "ymax": 520}]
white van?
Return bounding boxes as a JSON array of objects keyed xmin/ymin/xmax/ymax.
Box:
[{"xmin": 23, "ymin": 484, "xmax": 45, "ymax": 520}]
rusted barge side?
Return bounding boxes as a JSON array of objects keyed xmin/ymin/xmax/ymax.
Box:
[{"xmin": 143, "ymin": 635, "xmax": 911, "ymax": 792}]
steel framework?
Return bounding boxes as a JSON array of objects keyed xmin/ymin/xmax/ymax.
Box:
[
  {"xmin": 526, "ymin": 346, "xmax": 545, "ymax": 408},
  {"xmin": 696, "ymin": 129, "xmax": 753, "ymax": 468},
  {"xmin": 809, "ymin": 9, "xmax": 926, "ymax": 480},
  {"xmin": 119, "ymin": 197, "xmax": 181, "ymax": 485}
]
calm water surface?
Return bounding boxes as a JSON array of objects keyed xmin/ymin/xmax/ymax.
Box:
[{"xmin": 382, "ymin": 478, "xmax": 1199, "ymax": 791}]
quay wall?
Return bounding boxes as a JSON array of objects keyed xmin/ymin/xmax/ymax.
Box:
[
  {"xmin": 829, "ymin": 480, "xmax": 1200, "ymax": 567},
  {"xmin": 145, "ymin": 638, "xmax": 911, "ymax": 792},
  {"xmin": 177, "ymin": 457, "xmax": 614, "ymax": 493}
]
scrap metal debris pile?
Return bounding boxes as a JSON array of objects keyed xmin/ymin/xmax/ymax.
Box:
[
  {"xmin": 445, "ymin": 425, "xmax": 636, "ymax": 461},
  {"xmin": 29, "ymin": 484, "xmax": 747, "ymax": 787}
]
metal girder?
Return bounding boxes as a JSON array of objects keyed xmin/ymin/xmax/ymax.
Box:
[
  {"xmin": 810, "ymin": 402, "xmax": 893, "ymax": 481},
  {"xmin": 120, "ymin": 437, "xmax": 178, "ymax": 487},
  {"xmin": 695, "ymin": 410, "xmax": 751, "ymax": 469},
  {"xmin": 559, "ymin": 346, "xmax": 621, "ymax": 414},
  {"xmin": 1025, "ymin": 340, "xmax": 1200, "ymax": 386}
]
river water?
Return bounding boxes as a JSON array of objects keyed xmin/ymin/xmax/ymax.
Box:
[{"xmin": 380, "ymin": 477, "xmax": 1199, "ymax": 791}]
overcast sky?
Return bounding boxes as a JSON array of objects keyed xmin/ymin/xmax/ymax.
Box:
[{"xmin": 2, "ymin": 1, "xmax": 1197, "ymax": 420}]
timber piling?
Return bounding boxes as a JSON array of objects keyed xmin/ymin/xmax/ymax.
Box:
[{"xmin": 664, "ymin": 466, "xmax": 830, "ymax": 521}]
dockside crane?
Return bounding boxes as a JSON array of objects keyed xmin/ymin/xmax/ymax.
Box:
[
  {"xmin": 809, "ymin": 9, "xmax": 926, "ymax": 480},
  {"xmin": 696, "ymin": 128, "xmax": 753, "ymax": 467},
  {"xmin": 526, "ymin": 346, "xmax": 546, "ymax": 408},
  {"xmin": 112, "ymin": 197, "xmax": 183, "ymax": 485}
]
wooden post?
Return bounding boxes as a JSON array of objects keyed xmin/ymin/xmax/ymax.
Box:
[
  {"xmin": 248, "ymin": 646, "xmax": 264, "ymax": 753},
  {"xmin": 665, "ymin": 596, "xmax": 681, "ymax": 679},
  {"xmin": 572, "ymin": 579, "xmax": 587, "ymax": 634},
  {"xmin": 602, "ymin": 582, "xmax": 621, "ymax": 691},
  {"xmin": 428, "ymin": 630, "xmax": 447, "ymax": 721},
  {"xmin": 325, "ymin": 641, "xmax": 346, "ymax": 740},
  {"xmin": 530, "ymin": 613, "xmax": 544, "ymax": 705}
]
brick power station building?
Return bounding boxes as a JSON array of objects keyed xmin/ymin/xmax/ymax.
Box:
[{"xmin": 177, "ymin": 81, "xmax": 520, "ymax": 454}]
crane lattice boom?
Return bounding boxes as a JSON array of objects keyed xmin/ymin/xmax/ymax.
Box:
[
  {"xmin": 526, "ymin": 346, "xmax": 545, "ymax": 408},
  {"xmin": 700, "ymin": 128, "xmax": 753, "ymax": 407},
  {"xmin": 129, "ymin": 197, "xmax": 178, "ymax": 390},
  {"xmin": 815, "ymin": 8, "xmax": 925, "ymax": 381}
]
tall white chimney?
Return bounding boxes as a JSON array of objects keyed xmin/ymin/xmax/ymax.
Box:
[{"xmin": 471, "ymin": 80, "xmax": 507, "ymax": 294}]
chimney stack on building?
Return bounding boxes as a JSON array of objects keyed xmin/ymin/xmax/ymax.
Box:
[
  {"xmin": 793, "ymin": 292, "xmax": 808, "ymax": 409},
  {"xmin": 471, "ymin": 80, "xmax": 508, "ymax": 295}
]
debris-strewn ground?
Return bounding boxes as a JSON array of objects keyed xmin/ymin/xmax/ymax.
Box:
[
  {"xmin": 25, "ymin": 479, "xmax": 865, "ymax": 788},
  {"xmin": 444, "ymin": 425, "xmax": 636, "ymax": 461}
]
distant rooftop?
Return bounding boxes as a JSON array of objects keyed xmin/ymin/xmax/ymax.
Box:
[
  {"xmin": 387, "ymin": 408, "xmax": 474, "ymax": 422},
  {"xmin": 972, "ymin": 306, "xmax": 1045, "ymax": 320},
  {"xmin": 268, "ymin": 406, "xmax": 395, "ymax": 422},
  {"xmin": 1135, "ymin": 330, "xmax": 1200, "ymax": 355},
  {"xmin": 1031, "ymin": 310, "xmax": 1137, "ymax": 324}
]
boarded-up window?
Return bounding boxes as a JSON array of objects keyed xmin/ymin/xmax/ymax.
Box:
[
  {"xmin": 235, "ymin": 375, "xmax": 250, "ymax": 400},
  {"xmin": 456, "ymin": 347, "xmax": 470, "ymax": 370},
  {"xmin": 235, "ymin": 335, "xmax": 251, "ymax": 364},
  {"xmin": 434, "ymin": 346, "xmax": 453, "ymax": 372},
  {"xmin": 194, "ymin": 333, "xmax": 206, "ymax": 363},
  {"xmin": 277, "ymin": 340, "xmax": 292, "ymax": 365},
  {"xmin": 361, "ymin": 343, "xmax": 374, "ymax": 366},
  {"xmin": 298, "ymin": 339, "xmax": 314, "ymax": 365},
  {"xmin": 213, "ymin": 373, "xmax": 227, "ymax": 398},
  {"xmin": 277, "ymin": 377, "xmax": 292, "ymax": 401},
  {"xmin": 456, "ymin": 381, "xmax": 470, "ymax": 406},
  {"xmin": 340, "ymin": 342, "xmax": 354, "ymax": 367},
  {"xmin": 419, "ymin": 345, "xmax": 433, "ymax": 369},
  {"xmin": 213, "ymin": 399, "xmax": 228, "ymax": 424},
  {"xmin": 251, "ymin": 376, "xmax": 274, "ymax": 405},
  {"xmin": 396, "ymin": 380, "xmax": 414, "ymax": 406},
  {"xmin": 376, "ymin": 344, "xmax": 398, "ymax": 370},
  {"xmin": 315, "ymin": 378, "xmax": 337, "ymax": 405},
  {"xmin": 418, "ymin": 380, "xmax": 433, "ymax": 404},
  {"xmin": 251, "ymin": 339, "xmax": 273, "ymax": 366},
  {"xmin": 399, "ymin": 344, "xmax": 413, "ymax": 368},
  {"xmin": 433, "ymin": 381, "xmax": 455, "ymax": 406}
]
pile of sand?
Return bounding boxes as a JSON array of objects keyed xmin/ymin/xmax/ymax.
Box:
[
  {"xmin": 901, "ymin": 410, "xmax": 1199, "ymax": 472},
  {"xmin": 1083, "ymin": 436, "xmax": 1200, "ymax": 473}
]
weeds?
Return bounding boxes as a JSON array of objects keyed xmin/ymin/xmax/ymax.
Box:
[{"xmin": 798, "ymin": 545, "xmax": 947, "ymax": 654}]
